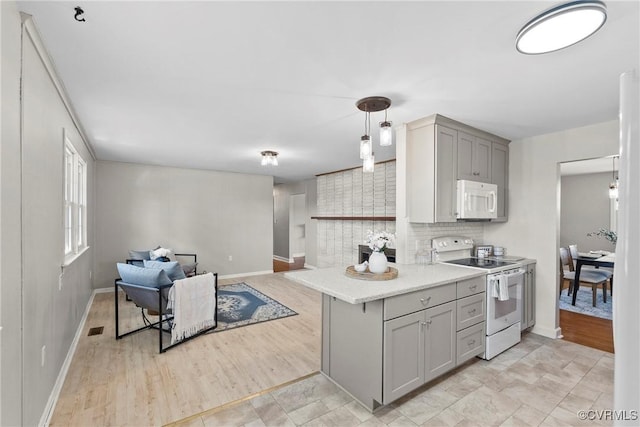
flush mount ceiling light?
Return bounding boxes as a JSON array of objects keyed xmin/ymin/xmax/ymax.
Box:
[
  {"xmin": 516, "ymin": 1, "xmax": 607, "ymax": 54},
  {"xmin": 260, "ymin": 150, "xmax": 278, "ymax": 166},
  {"xmin": 356, "ymin": 96, "xmax": 392, "ymax": 172}
]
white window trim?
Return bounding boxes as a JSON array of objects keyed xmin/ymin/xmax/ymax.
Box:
[{"xmin": 63, "ymin": 130, "xmax": 88, "ymax": 264}]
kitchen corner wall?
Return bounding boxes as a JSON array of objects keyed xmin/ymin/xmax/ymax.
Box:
[
  {"xmin": 316, "ymin": 161, "xmax": 396, "ymax": 267},
  {"xmin": 315, "ymin": 161, "xmax": 484, "ymax": 267}
]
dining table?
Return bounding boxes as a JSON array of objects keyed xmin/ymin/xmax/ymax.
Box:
[{"xmin": 572, "ymin": 252, "xmax": 615, "ymax": 305}]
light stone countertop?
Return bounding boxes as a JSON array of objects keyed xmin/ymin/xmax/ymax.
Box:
[{"xmin": 285, "ymin": 263, "xmax": 487, "ymax": 304}]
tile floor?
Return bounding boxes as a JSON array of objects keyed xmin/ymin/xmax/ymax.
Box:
[{"xmin": 170, "ymin": 333, "xmax": 614, "ymax": 427}]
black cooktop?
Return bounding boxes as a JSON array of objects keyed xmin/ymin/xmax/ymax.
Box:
[{"xmin": 445, "ymin": 258, "xmax": 516, "ymax": 269}]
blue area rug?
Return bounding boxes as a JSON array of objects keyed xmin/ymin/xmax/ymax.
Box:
[
  {"xmin": 559, "ymin": 287, "xmax": 612, "ymax": 320},
  {"xmin": 215, "ymin": 283, "xmax": 297, "ymax": 331}
]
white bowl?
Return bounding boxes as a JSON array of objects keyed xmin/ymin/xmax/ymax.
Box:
[{"xmin": 354, "ymin": 263, "xmax": 367, "ymax": 272}]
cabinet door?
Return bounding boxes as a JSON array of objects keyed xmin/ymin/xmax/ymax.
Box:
[
  {"xmin": 457, "ymin": 133, "xmax": 491, "ymax": 183},
  {"xmin": 491, "ymin": 142, "xmax": 509, "ymax": 221},
  {"xmin": 383, "ymin": 311, "xmax": 425, "ymax": 403},
  {"xmin": 424, "ymin": 301, "xmax": 456, "ymax": 382},
  {"xmin": 521, "ymin": 263, "xmax": 536, "ymax": 330},
  {"xmin": 475, "ymin": 137, "xmax": 492, "ymax": 182},
  {"xmin": 434, "ymin": 125, "xmax": 458, "ymax": 222},
  {"xmin": 457, "ymin": 131, "xmax": 475, "ymax": 181},
  {"xmin": 527, "ymin": 264, "xmax": 536, "ymax": 328}
]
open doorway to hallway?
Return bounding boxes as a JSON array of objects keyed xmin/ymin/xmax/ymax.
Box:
[
  {"xmin": 273, "ymin": 256, "xmax": 306, "ymax": 272},
  {"xmin": 558, "ymin": 157, "xmax": 617, "ymax": 353}
]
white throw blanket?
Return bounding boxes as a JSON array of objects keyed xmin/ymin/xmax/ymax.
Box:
[
  {"xmin": 490, "ymin": 274, "xmax": 510, "ymax": 301},
  {"xmin": 168, "ymin": 272, "xmax": 217, "ymax": 344}
]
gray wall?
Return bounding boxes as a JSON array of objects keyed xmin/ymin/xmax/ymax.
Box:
[
  {"xmin": 561, "ymin": 172, "xmax": 616, "ymax": 252},
  {"xmin": 1, "ymin": 3, "xmax": 23, "ymax": 425},
  {"xmin": 483, "ymin": 120, "xmax": 618, "ymax": 339},
  {"xmin": 1, "ymin": 8, "xmax": 96, "ymax": 426},
  {"xmin": 95, "ymin": 161, "xmax": 274, "ymax": 286}
]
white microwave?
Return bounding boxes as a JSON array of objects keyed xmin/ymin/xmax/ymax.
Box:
[{"xmin": 456, "ymin": 180, "xmax": 498, "ymax": 219}]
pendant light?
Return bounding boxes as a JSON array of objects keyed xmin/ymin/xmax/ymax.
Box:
[
  {"xmin": 363, "ymin": 152, "xmax": 375, "ymax": 173},
  {"xmin": 609, "ymin": 155, "xmax": 618, "ymax": 199},
  {"xmin": 356, "ymin": 96, "xmax": 392, "ymax": 172},
  {"xmin": 379, "ymin": 109, "xmax": 393, "ymax": 147},
  {"xmin": 516, "ymin": 1, "xmax": 607, "ymax": 55},
  {"xmin": 360, "ymin": 111, "xmax": 372, "ymax": 160}
]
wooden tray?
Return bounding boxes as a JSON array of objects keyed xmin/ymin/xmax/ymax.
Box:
[{"xmin": 345, "ymin": 265, "xmax": 398, "ymax": 281}]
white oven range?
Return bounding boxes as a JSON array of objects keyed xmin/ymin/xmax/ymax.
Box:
[{"xmin": 431, "ymin": 236, "xmax": 524, "ymax": 360}]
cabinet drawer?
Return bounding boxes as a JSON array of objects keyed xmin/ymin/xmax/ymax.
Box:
[
  {"xmin": 456, "ymin": 322, "xmax": 485, "ymax": 365},
  {"xmin": 456, "ymin": 276, "xmax": 485, "ymax": 298},
  {"xmin": 384, "ymin": 283, "xmax": 456, "ymax": 320},
  {"xmin": 456, "ymin": 293, "xmax": 485, "ymax": 331}
]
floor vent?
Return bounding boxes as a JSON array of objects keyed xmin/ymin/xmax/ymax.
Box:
[{"xmin": 88, "ymin": 326, "xmax": 104, "ymax": 336}]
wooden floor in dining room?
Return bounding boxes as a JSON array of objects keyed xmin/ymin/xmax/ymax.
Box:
[
  {"xmin": 560, "ymin": 309, "xmax": 614, "ymax": 353},
  {"xmin": 49, "ymin": 273, "xmax": 321, "ymax": 427}
]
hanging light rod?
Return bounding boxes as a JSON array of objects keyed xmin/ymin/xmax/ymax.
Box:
[{"xmin": 516, "ymin": 0, "xmax": 607, "ymax": 55}]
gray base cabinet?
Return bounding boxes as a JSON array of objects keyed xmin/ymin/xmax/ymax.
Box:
[
  {"xmin": 321, "ymin": 276, "xmax": 486, "ymax": 411},
  {"xmin": 521, "ymin": 261, "xmax": 536, "ymax": 330}
]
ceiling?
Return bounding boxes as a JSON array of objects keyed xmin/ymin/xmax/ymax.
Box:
[{"xmin": 17, "ymin": 1, "xmax": 640, "ymax": 183}]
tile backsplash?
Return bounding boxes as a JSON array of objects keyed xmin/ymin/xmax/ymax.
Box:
[
  {"xmin": 316, "ymin": 162, "xmax": 395, "ymax": 267},
  {"xmin": 315, "ymin": 160, "xmax": 487, "ymax": 267}
]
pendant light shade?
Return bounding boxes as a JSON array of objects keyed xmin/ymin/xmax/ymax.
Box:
[
  {"xmin": 363, "ymin": 152, "xmax": 375, "ymax": 173},
  {"xmin": 360, "ymin": 135, "xmax": 372, "ymax": 159},
  {"xmin": 516, "ymin": 1, "xmax": 607, "ymax": 55}
]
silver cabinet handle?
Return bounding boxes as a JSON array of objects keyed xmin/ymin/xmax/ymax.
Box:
[
  {"xmin": 468, "ymin": 339, "xmax": 476, "ymax": 346},
  {"xmin": 468, "ymin": 308, "xmax": 476, "ymax": 315},
  {"xmin": 420, "ymin": 296, "xmax": 431, "ymax": 305},
  {"xmin": 469, "ymin": 284, "xmax": 477, "ymax": 291}
]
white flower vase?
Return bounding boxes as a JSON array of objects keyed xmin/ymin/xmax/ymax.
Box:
[{"xmin": 368, "ymin": 251, "xmax": 388, "ymax": 274}]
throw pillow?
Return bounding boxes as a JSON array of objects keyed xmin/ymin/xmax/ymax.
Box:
[
  {"xmin": 143, "ymin": 260, "xmax": 186, "ymax": 281},
  {"xmin": 128, "ymin": 249, "xmax": 151, "ymax": 260},
  {"xmin": 149, "ymin": 247, "xmax": 172, "ymax": 260},
  {"xmin": 181, "ymin": 262, "xmax": 198, "ymax": 277},
  {"xmin": 116, "ymin": 263, "xmax": 172, "ymax": 288}
]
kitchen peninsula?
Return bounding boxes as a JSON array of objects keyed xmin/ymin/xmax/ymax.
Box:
[{"xmin": 285, "ymin": 263, "xmax": 488, "ymax": 411}]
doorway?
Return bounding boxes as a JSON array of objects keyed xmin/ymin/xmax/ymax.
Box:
[{"xmin": 558, "ymin": 157, "xmax": 617, "ymax": 352}]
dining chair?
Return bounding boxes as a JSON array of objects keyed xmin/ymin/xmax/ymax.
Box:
[
  {"xmin": 559, "ymin": 247, "xmax": 609, "ymax": 307},
  {"xmin": 568, "ymin": 244, "xmax": 613, "ymax": 296}
]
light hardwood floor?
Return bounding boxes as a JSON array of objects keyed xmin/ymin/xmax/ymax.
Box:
[{"xmin": 50, "ymin": 273, "xmax": 321, "ymax": 426}]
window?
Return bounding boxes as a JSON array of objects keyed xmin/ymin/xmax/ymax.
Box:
[{"xmin": 64, "ymin": 134, "xmax": 87, "ymax": 259}]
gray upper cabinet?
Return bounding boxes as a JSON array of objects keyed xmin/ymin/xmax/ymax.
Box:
[
  {"xmin": 457, "ymin": 132, "xmax": 492, "ymax": 183},
  {"xmin": 491, "ymin": 142, "xmax": 509, "ymax": 221},
  {"xmin": 404, "ymin": 114, "xmax": 510, "ymax": 223},
  {"xmin": 406, "ymin": 119, "xmax": 458, "ymax": 223}
]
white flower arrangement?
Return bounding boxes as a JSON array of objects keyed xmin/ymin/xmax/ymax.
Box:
[{"xmin": 366, "ymin": 230, "xmax": 395, "ymax": 253}]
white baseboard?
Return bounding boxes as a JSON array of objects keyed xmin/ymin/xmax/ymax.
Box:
[
  {"xmin": 531, "ymin": 324, "xmax": 563, "ymax": 339},
  {"xmin": 219, "ymin": 270, "xmax": 274, "ymax": 279},
  {"xmin": 40, "ymin": 288, "xmax": 99, "ymax": 427},
  {"xmin": 292, "ymin": 252, "xmax": 305, "ymax": 258},
  {"xmin": 303, "ymin": 263, "xmax": 317, "ymax": 269},
  {"xmin": 273, "ymin": 255, "xmax": 293, "ymax": 263}
]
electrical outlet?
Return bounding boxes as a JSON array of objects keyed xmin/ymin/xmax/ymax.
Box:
[
  {"xmin": 58, "ymin": 274, "xmax": 63, "ymax": 291},
  {"xmin": 41, "ymin": 345, "xmax": 46, "ymax": 367},
  {"xmin": 228, "ymin": 255, "xmax": 233, "ymax": 262}
]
